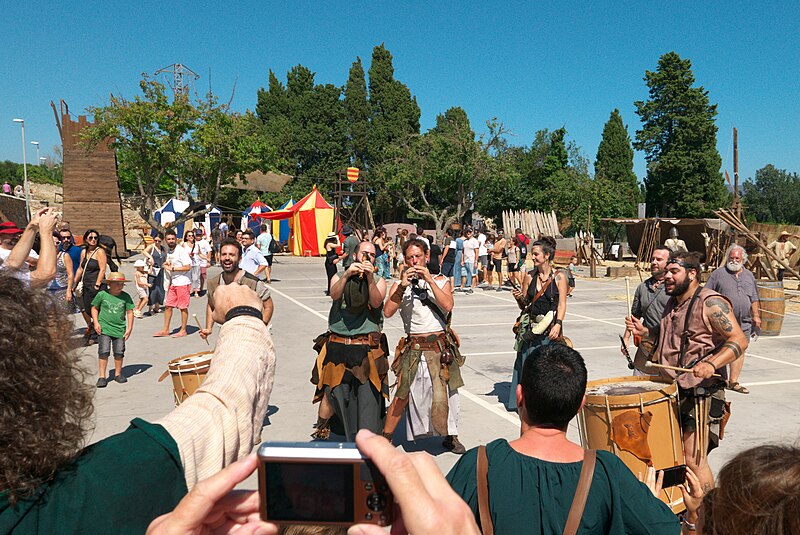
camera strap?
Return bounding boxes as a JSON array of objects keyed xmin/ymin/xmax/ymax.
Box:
[{"xmin": 411, "ymin": 281, "xmax": 452, "ymax": 327}]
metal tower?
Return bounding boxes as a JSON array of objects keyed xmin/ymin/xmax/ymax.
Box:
[{"xmin": 154, "ymin": 63, "xmax": 199, "ymax": 95}]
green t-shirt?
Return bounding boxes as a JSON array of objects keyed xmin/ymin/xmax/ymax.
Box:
[
  {"xmin": 446, "ymin": 439, "xmax": 680, "ymax": 535},
  {"xmin": 91, "ymin": 290, "xmax": 135, "ymax": 338},
  {"xmin": 0, "ymin": 419, "xmax": 187, "ymax": 534}
]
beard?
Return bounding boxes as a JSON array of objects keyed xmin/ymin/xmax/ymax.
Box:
[
  {"xmin": 727, "ymin": 262, "xmax": 743, "ymax": 272},
  {"xmin": 666, "ymin": 277, "xmax": 691, "ymax": 296},
  {"xmin": 221, "ymin": 260, "xmax": 236, "ymax": 273}
]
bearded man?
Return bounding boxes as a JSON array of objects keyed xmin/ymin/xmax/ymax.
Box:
[{"xmin": 704, "ymin": 244, "xmax": 760, "ymax": 394}]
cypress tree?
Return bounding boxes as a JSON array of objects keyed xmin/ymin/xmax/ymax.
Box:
[
  {"xmin": 595, "ymin": 109, "xmax": 639, "ymax": 217},
  {"xmin": 344, "ymin": 57, "xmax": 370, "ymax": 168},
  {"xmin": 634, "ymin": 52, "xmax": 728, "ymax": 217}
]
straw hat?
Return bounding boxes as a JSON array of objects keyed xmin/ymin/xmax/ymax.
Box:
[
  {"xmin": 780, "ymin": 231, "xmax": 791, "ymax": 237},
  {"xmin": 103, "ymin": 272, "xmax": 130, "ymax": 283}
]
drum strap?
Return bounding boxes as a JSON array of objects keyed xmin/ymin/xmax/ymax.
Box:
[
  {"xmin": 476, "ymin": 447, "xmax": 596, "ymax": 535},
  {"xmin": 679, "ymin": 287, "xmax": 704, "ymax": 368}
]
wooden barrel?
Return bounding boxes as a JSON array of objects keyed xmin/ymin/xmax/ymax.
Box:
[{"xmin": 757, "ymin": 280, "xmax": 784, "ymax": 336}]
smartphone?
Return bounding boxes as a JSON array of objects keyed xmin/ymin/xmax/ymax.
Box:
[
  {"xmin": 257, "ymin": 441, "xmax": 395, "ymax": 527},
  {"xmin": 659, "ymin": 464, "xmax": 687, "ymax": 488}
]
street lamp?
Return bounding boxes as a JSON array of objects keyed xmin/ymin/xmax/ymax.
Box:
[
  {"xmin": 12, "ymin": 119, "xmax": 30, "ymax": 219},
  {"xmin": 31, "ymin": 141, "xmax": 40, "ymax": 166}
]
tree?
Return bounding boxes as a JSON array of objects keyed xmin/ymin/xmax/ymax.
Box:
[
  {"xmin": 344, "ymin": 58, "xmax": 370, "ymax": 168},
  {"xmin": 367, "ymin": 44, "xmax": 421, "ymax": 167},
  {"xmin": 634, "ymin": 52, "xmax": 728, "ymax": 217},
  {"xmin": 743, "ymin": 164, "xmax": 800, "ymax": 224},
  {"xmin": 85, "ymin": 76, "xmax": 270, "ymax": 232},
  {"xmin": 594, "ymin": 109, "xmax": 640, "ymax": 219},
  {"xmin": 384, "ymin": 108, "xmax": 499, "ymax": 241}
]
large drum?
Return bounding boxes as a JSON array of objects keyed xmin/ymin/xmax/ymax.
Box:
[
  {"xmin": 577, "ymin": 376, "xmax": 685, "ymax": 513},
  {"xmin": 158, "ymin": 351, "xmax": 213, "ymax": 406}
]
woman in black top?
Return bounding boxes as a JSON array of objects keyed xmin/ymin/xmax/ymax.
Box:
[
  {"xmin": 73, "ymin": 229, "xmax": 108, "ymax": 344},
  {"xmin": 144, "ymin": 233, "xmax": 168, "ymax": 313},
  {"xmin": 323, "ymin": 233, "xmax": 340, "ymax": 295},
  {"xmin": 508, "ymin": 236, "xmax": 568, "ymax": 410}
]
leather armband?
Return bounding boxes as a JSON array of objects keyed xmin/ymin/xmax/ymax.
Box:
[{"xmin": 390, "ymin": 285, "xmax": 406, "ymax": 303}]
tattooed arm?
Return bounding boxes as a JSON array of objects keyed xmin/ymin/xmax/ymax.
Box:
[{"xmin": 693, "ymin": 296, "xmax": 749, "ymax": 379}]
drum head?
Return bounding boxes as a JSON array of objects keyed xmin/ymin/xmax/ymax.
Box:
[
  {"xmin": 168, "ymin": 351, "xmax": 213, "ymax": 373},
  {"xmin": 587, "ymin": 380, "xmax": 668, "ymax": 396}
]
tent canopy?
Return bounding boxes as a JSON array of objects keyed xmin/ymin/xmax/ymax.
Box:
[
  {"xmin": 153, "ymin": 198, "xmax": 191, "ymax": 237},
  {"xmin": 603, "ymin": 218, "xmax": 727, "ymax": 255},
  {"xmin": 226, "ymin": 171, "xmax": 293, "ymax": 192},
  {"xmin": 242, "ymin": 199, "xmax": 272, "ymax": 234},
  {"xmin": 257, "ymin": 188, "xmax": 333, "ymax": 255}
]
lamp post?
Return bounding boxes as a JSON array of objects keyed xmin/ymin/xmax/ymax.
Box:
[
  {"xmin": 31, "ymin": 141, "xmax": 40, "ymax": 166},
  {"xmin": 12, "ymin": 119, "xmax": 30, "ymax": 219}
]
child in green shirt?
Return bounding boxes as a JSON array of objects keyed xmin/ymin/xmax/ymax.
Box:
[{"xmin": 91, "ymin": 272, "xmax": 135, "ymax": 388}]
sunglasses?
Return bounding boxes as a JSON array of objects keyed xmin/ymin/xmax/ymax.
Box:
[
  {"xmin": 87, "ymin": 236, "xmax": 99, "ymax": 241},
  {"xmin": 60, "ymin": 236, "xmax": 72, "ymax": 241},
  {"xmin": 154, "ymin": 239, "xmax": 162, "ymax": 242}
]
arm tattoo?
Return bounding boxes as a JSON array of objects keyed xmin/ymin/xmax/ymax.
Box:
[
  {"xmin": 722, "ymin": 340, "xmax": 743, "ymax": 359},
  {"xmin": 710, "ymin": 310, "xmax": 734, "ymax": 333},
  {"xmin": 705, "ymin": 297, "xmax": 731, "ymax": 314}
]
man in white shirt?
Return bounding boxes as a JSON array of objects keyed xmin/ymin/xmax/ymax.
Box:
[
  {"xmin": 460, "ymin": 228, "xmax": 480, "ymax": 294},
  {"xmin": 194, "ymin": 228, "xmax": 212, "ymax": 294},
  {"xmin": 477, "ymin": 230, "xmax": 488, "ymax": 286},
  {"xmin": 240, "ymin": 230, "xmax": 268, "ymax": 281},
  {"xmin": 255, "ymin": 224, "xmax": 274, "ymax": 283},
  {"xmin": 154, "ymin": 228, "xmax": 193, "ymax": 338}
]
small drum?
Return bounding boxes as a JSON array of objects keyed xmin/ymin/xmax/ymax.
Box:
[
  {"xmin": 577, "ymin": 375, "xmax": 685, "ymax": 513},
  {"xmin": 158, "ymin": 351, "xmax": 213, "ymax": 406}
]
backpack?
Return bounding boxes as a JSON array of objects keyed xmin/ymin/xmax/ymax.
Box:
[{"xmin": 268, "ymin": 238, "xmax": 281, "ymax": 254}]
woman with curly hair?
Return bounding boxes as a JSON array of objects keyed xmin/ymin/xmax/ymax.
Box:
[{"xmin": 0, "ymin": 276, "xmax": 277, "ymax": 533}]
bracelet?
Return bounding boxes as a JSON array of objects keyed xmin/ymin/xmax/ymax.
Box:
[
  {"xmin": 224, "ymin": 305, "xmax": 262, "ymax": 322},
  {"xmin": 554, "ymin": 319, "xmax": 563, "ymax": 326},
  {"xmin": 679, "ymin": 514, "xmax": 697, "ymax": 531}
]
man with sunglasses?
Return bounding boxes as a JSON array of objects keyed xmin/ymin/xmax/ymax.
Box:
[
  {"xmin": 310, "ymin": 240, "xmax": 389, "ymax": 442},
  {"xmin": 58, "ymin": 229, "xmax": 81, "ymax": 276},
  {"xmin": 626, "ymin": 251, "xmax": 748, "ymax": 494}
]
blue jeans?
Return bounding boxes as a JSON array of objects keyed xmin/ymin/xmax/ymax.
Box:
[
  {"xmin": 377, "ymin": 253, "xmax": 391, "ymax": 280},
  {"xmin": 462, "ymin": 262, "xmax": 475, "ymax": 288},
  {"xmin": 98, "ymin": 334, "xmax": 125, "ymax": 358}
]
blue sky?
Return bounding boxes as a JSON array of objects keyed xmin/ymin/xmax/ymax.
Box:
[{"xmin": 2, "ymin": 1, "xmax": 798, "ymax": 184}]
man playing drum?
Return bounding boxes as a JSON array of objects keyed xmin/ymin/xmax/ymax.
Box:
[
  {"xmin": 626, "ymin": 251, "xmax": 748, "ymax": 493},
  {"xmin": 310, "ymin": 240, "xmax": 389, "ymax": 441},
  {"xmin": 382, "ymin": 238, "xmax": 466, "ymax": 454}
]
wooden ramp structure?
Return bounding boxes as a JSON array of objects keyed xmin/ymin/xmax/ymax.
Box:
[{"xmin": 52, "ymin": 100, "xmax": 128, "ymax": 255}]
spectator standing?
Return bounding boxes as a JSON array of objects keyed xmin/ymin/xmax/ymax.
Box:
[
  {"xmin": 219, "ymin": 218, "xmax": 229, "ymax": 236},
  {"xmin": 767, "ymin": 230, "xmax": 797, "ymax": 281},
  {"xmin": 211, "ymin": 222, "xmax": 223, "ymax": 265},
  {"xmin": 428, "ymin": 237, "xmax": 442, "ymax": 275},
  {"xmin": 58, "ymin": 228, "xmax": 81, "ymax": 276},
  {"xmin": 195, "ymin": 228, "xmax": 211, "ymax": 294},
  {"xmin": 453, "ymin": 231, "xmax": 465, "ymax": 292},
  {"xmin": 153, "ymin": 229, "xmax": 192, "ymax": 338},
  {"xmin": 506, "ymin": 237, "xmax": 520, "ymax": 288},
  {"xmin": 240, "ymin": 230, "xmax": 268, "ymax": 280},
  {"xmin": 13, "ymin": 184, "xmax": 23, "ymax": 197},
  {"xmin": 91, "ymin": 272, "xmax": 135, "ymax": 387},
  {"xmin": 49, "ymin": 232, "xmax": 76, "ymax": 313},
  {"xmin": 340, "ymin": 225, "xmax": 359, "ymax": 270},
  {"xmin": 441, "ymin": 234, "xmax": 456, "ymax": 285},
  {"xmin": 133, "ymin": 259, "xmax": 151, "ymax": 318},
  {"xmin": 372, "ymin": 227, "xmax": 391, "ymax": 280},
  {"xmin": 415, "ymin": 225, "xmax": 430, "ymax": 250},
  {"xmin": 460, "ymin": 228, "xmax": 479, "ymax": 294},
  {"xmin": 704, "ymin": 244, "xmax": 760, "ymax": 394},
  {"xmin": 489, "ymin": 229, "xmax": 507, "ymax": 291},
  {"xmin": 73, "ymin": 229, "xmax": 107, "ymax": 344},
  {"xmin": 2, "ymin": 180, "xmax": 10, "ymax": 194},
  {"xmin": 515, "ymin": 228, "xmax": 529, "ymax": 271},
  {"xmin": 446, "ymin": 343, "xmax": 680, "ymax": 534},
  {"xmin": 567, "ymin": 254, "xmax": 578, "ymax": 296},
  {"xmin": 182, "ymin": 231, "xmax": 201, "ymax": 297},
  {"xmin": 476, "ymin": 229, "xmax": 488, "ymax": 286},
  {"xmin": 323, "ymin": 233, "xmax": 340, "ymax": 296},
  {"xmin": 256, "ymin": 224, "xmax": 275, "ymax": 283},
  {"xmin": 143, "ymin": 234, "xmax": 168, "ymax": 314}
]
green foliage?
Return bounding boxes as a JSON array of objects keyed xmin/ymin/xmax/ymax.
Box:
[
  {"xmin": 743, "ymin": 164, "xmax": 800, "ymax": 224},
  {"xmin": 84, "ymin": 76, "xmax": 270, "ymax": 231},
  {"xmin": 344, "ymin": 58, "xmax": 370, "ymax": 168},
  {"xmin": 0, "ymin": 160, "xmax": 62, "ymax": 186},
  {"xmin": 594, "ymin": 109, "xmax": 640, "ymax": 219},
  {"xmin": 634, "ymin": 52, "xmax": 728, "ymax": 217}
]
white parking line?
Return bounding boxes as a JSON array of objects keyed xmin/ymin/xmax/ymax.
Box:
[
  {"xmin": 745, "ymin": 352, "xmax": 800, "ymax": 368},
  {"xmin": 743, "ymin": 379, "xmax": 800, "ymax": 387},
  {"xmin": 459, "ymin": 389, "xmax": 520, "ymax": 426},
  {"xmin": 269, "ymin": 286, "xmax": 327, "ymax": 321}
]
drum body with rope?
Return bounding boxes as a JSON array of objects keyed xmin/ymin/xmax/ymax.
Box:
[
  {"xmin": 158, "ymin": 351, "xmax": 213, "ymax": 406},
  {"xmin": 757, "ymin": 280, "xmax": 784, "ymax": 336},
  {"xmin": 577, "ymin": 375, "xmax": 685, "ymax": 513}
]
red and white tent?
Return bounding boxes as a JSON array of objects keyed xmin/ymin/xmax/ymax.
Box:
[{"xmin": 258, "ymin": 187, "xmax": 334, "ymax": 256}]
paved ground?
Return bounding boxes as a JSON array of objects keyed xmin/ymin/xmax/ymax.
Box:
[{"xmin": 82, "ymin": 255, "xmax": 800, "ymax": 488}]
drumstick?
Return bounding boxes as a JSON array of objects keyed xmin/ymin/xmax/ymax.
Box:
[
  {"xmin": 644, "ymin": 361, "xmax": 722, "ymax": 378},
  {"xmin": 192, "ymin": 313, "xmax": 209, "ymax": 346}
]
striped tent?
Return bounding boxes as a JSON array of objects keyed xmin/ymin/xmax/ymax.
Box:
[
  {"xmin": 272, "ymin": 198, "xmax": 294, "ymax": 244},
  {"xmin": 258, "ymin": 187, "xmax": 333, "ymax": 256}
]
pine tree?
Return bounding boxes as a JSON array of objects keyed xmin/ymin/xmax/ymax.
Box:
[
  {"xmin": 634, "ymin": 52, "xmax": 728, "ymax": 217},
  {"xmin": 344, "ymin": 57, "xmax": 370, "ymax": 168},
  {"xmin": 367, "ymin": 44, "xmax": 421, "ymax": 167},
  {"xmin": 595, "ymin": 109, "xmax": 639, "ymax": 218}
]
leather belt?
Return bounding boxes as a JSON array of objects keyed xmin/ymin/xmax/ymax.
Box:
[
  {"xmin": 407, "ymin": 333, "xmax": 446, "ymax": 351},
  {"xmin": 329, "ymin": 333, "xmax": 372, "ymax": 346}
]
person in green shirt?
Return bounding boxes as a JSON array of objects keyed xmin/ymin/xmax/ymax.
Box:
[
  {"xmin": 446, "ymin": 343, "xmax": 683, "ymax": 534},
  {"xmin": 91, "ymin": 271, "xmax": 135, "ymax": 387}
]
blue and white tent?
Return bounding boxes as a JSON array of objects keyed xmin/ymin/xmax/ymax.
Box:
[{"xmin": 153, "ymin": 198, "xmax": 191, "ymax": 237}]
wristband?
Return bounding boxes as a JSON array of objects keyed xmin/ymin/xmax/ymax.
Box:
[
  {"xmin": 390, "ymin": 285, "xmax": 406, "ymax": 303},
  {"xmin": 554, "ymin": 319, "xmax": 563, "ymax": 326},
  {"xmin": 679, "ymin": 515, "xmax": 696, "ymax": 531},
  {"xmin": 224, "ymin": 305, "xmax": 262, "ymax": 322}
]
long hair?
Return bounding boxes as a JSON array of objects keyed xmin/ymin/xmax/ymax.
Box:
[{"xmin": 0, "ymin": 276, "xmax": 94, "ymax": 504}]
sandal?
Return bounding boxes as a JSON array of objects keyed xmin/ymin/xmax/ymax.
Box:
[{"xmin": 729, "ymin": 381, "xmax": 750, "ymax": 394}]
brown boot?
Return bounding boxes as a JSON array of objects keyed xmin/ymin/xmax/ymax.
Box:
[{"xmin": 443, "ymin": 435, "xmax": 466, "ymax": 455}]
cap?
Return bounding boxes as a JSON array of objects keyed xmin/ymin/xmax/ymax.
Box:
[
  {"xmin": 327, "ymin": 232, "xmax": 338, "ymax": 239},
  {"xmin": 780, "ymin": 231, "xmax": 791, "ymax": 237},
  {"xmin": 342, "ymin": 225, "xmax": 353, "ymax": 236},
  {"xmin": 103, "ymin": 272, "xmax": 130, "ymax": 283},
  {"xmin": 134, "ymin": 259, "xmax": 147, "ymax": 268},
  {"xmin": 0, "ymin": 221, "xmax": 23, "ymax": 235}
]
